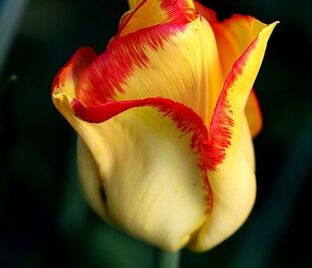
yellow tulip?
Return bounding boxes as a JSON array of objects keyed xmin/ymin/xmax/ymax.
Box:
[{"xmin": 52, "ymin": 0, "xmax": 277, "ymax": 252}]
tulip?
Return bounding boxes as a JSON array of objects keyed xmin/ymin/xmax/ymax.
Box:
[{"xmin": 52, "ymin": 0, "xmax": 277, "ymax": 252}]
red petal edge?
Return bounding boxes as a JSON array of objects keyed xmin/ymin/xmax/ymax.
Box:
[
  {"xmin": 52, "ymin": 47, "xmax": 98, "ymax": 94},
  {"xmin": 72, "ymin": 96, "xmax": 214, "ymax": 211},
  {"xmin": 209, "ymin": 37, "xmax": 259, "ymax": 165},
  {"xmin": 76, "ymin": 22, "xmax": 190, "ymax": 107}
]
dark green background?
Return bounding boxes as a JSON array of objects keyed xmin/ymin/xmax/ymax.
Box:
[{"xmin": 1, "ymin": 0, "xmax": 311, "ymax": 267}]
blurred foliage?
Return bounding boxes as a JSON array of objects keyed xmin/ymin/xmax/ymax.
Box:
[{"xmin": 0, "ymin": 0, "xmax": 311, "ymax": 267}]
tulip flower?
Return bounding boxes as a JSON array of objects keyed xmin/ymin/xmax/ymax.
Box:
[{"xmin": 52, "ymin": 0, "xmax": 277, "ymax": 252}]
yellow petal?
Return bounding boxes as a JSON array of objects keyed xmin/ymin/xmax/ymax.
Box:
[
  {"xmin": 52, "ymin": 46, "xmax": 213, "ymax": 251},
  {"xmin": 189, "ymin": 22, "xmax": 278, "ymax": 251},
  {"xmin": 211, "ymin": 15, "xmax": 267, "ymax": 77},
  {"xmin": 118, "ymin": 17, "xmax": 222, "ymax": 125},
  {"xmin": 77, "ymin": 16, "xmax": 223, "ymax": 125},
  {"xmin": 211, "ymin": 15, "xmax": 268, "ymax": 137},
  {"xmin": 59, "ymin": 101, "xmax": 208, "ymax": 251},
  {"xmin": 77, "ymin": 135, "xmax": 112, "ymax": 223},
  {"xmin": 189, "ymin": 116, "xmax": 255, "ymax": 251},
  {"xmin": 195, "ymin": 2, "xmax": 267, "ymax": 136},
  {"xmin": 52, "ymin": 48, "xmax": 111, "ymax": 220}
]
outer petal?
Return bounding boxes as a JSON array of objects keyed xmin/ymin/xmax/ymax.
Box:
[
  {"xmin": 76, "ymin": 16, "xmax": 223, "ymax": 125},
  {"xmin": 75, "ymin": 107, "xmax": 208, "ymax": 251},
  {"xmin": 211, "ymin": 15, "xmax": 267, "ymax": 76},
  {"xmin": 189, "ymin": 22, "xmax": 278, "ymax": 251},
  {"xmin": 52, "ymin": 48, "xmax": 211, "ymax": 251},
  {"xmin": 52, "ymin": 48, "xmax": 111, "ymax": 221},
  {"xmin": 54, "ymin": 100, "xmax": 209, "ymax": 250},
  {"xmin": 52, "ymin": 47, "xmax": 97, "ymax": 96},
  {"xmin": 211, "ymin": 14, "xmax": 266, "ymax": 137},
  {"xmin": 195, "ymin": 1, "xmax": 265, "ymax": 136}
]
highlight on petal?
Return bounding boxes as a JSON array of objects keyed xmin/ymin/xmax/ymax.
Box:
[{"xmin": 189, "ymin": 22, "xmax": 278, "ymax": 251}]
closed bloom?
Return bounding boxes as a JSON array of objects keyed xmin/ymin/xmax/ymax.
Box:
[{"xmin": 52, "ymin": 0, "xmax": 277, "ymax": 251}]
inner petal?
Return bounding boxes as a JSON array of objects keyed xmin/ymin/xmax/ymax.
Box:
[{"xmin": 76, "ymin": 17, "xmax": 223, "ymax": 125}]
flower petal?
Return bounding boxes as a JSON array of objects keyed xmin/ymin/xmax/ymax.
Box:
[
  {"xmin": 52, "ymin": 47, "xmax": 112, "ymax": 221},
  {"xmin": 195, "ymin": 2, "xmax": 267, "ymax": 136},
  {"xmin": 52, "ymin": 47, "xmax": 97, "ymax": 96},
  {"xmin": 119, "ymin": 0, "xmax": 196, "ymax": 37},
  {"xmin": 52, "ymin": 46, "xmax": 217, "ymax": 250},
  {"xmin": 53, "ymin": 95, "xmax": 209, "ymax": 251},
  {"xmin": 71, "ymin": 97, "xmax": 214, "ymax": 206},
  {"xmin": 188, "ymin": 22, "xmax": 278, "ymax": 251},
  {"xmin": 211, "ymin": 14, "xmax": 267, "ymax": 137},
  {"xmin": 212, "ymin": 16, "xmax": 267, "ymax": 77},
  {"xmin": 76, "ymin": 17, "xmax": 223, "ymax": 125},
  {"xmin": 195, "ymin": 2, "xmax": 267, "ymax": 76},
  {"xmin": 52, "ymin": 28, "xmax": 225, "ymax": 249}
]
